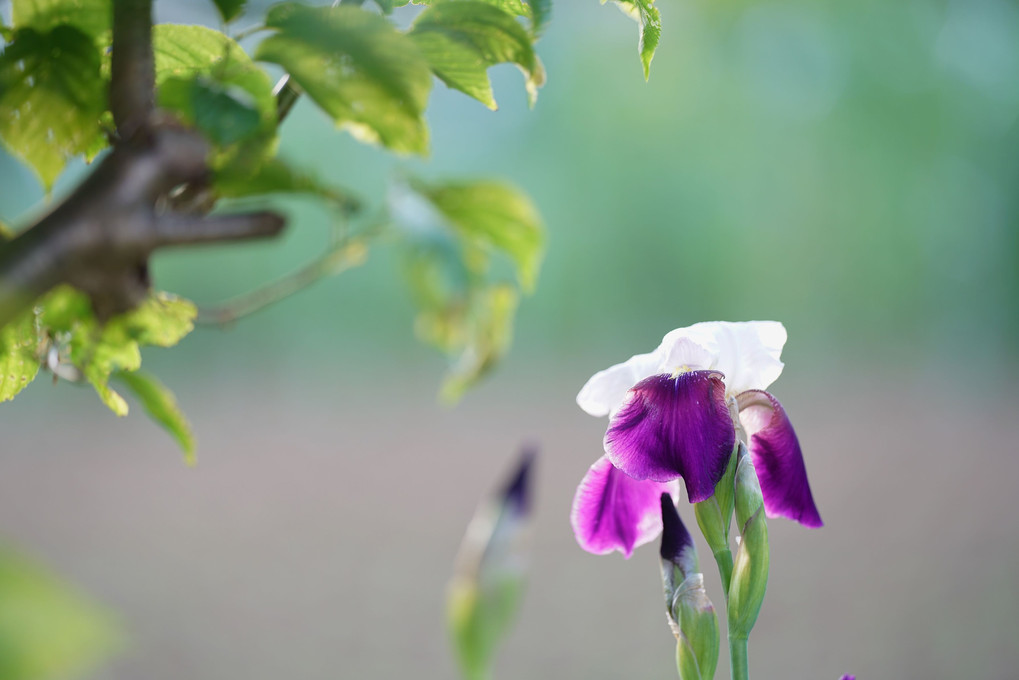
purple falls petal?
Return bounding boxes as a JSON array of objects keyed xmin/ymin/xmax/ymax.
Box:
[
  {"xmin": 571, "ymin": 456, "xmax": 676, "ymax": 558},
  {"xmin": 737, "ymin": 390, "xmax": 823, "ymax": 528},
  {"xmin": 605, "ymin": 371, "xmax": 735, "ymax": 503}
]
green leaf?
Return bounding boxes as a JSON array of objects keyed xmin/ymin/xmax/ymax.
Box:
[
  {"xmin": 216, "ymin": 156, "xmax": 360, "ymax": 214},
  {"xmin": 211, "ymin": 0, "xmax": 246, "ymax": 23},
  {"xmin": 153, "ymin": 24, "xmax": 278, "ymax": 173},
  {"xmin": 372, "ymin": 0, "xmax": 412, "ymax": 13},
  {"xmin": 0, "ymin": 25, "xmax": 107, "ymax": 189},
  {"xmin": 439, "ymin": 283, "xmax": 518, "ymax": 402},
  {"xmin": 412, "ymin": 0, "xmax": 550, "ymax": 36},
  {"xmin": 256, "ymin": 3, "xmax": 433, "ymax": 154},
  {"xmin": 160, "ymin": 75, "xmax": 263, "ymax": 146},
  {"xmin": 414, "ymin": 179, "xmax": 544, "ymax": 293},
  {"xmin": 410, "ymin": 2, "xmax": 544, "ymax": 109},
  {"xmin": 12, "ymin": 0, "xmax": 111, "ymax": 39},
  {"xmin": 114, "ymin": 370, "xmax": 195, "ymax": 464},
  {"xmin": 611, "ymin": 0, "xmax": 661, "ymax": 80},
  {"xmin": 0, "ymin": 308, "xmax": 40, "ymax": 402},
  {"xmin": 0, "ymin": 546, "xmax": 121, "ymax": 680}
]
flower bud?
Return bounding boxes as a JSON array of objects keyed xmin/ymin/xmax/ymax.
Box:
[
  {"xmin": 660, "ymin": 494, "xmax": 720, "ymax": 680},
  {"xmin": 728, "ymin": 454, "xmax": 770, "ymax": 640},
  {"xmin": 448, "ymin": 449, "xmax": 535, "ymax": 680},
  {"xmin": 693, "ymin": 444, "xmax": 737, "ymax": 594}
]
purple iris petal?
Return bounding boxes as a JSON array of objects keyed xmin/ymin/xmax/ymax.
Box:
[
  {"xmin": 605, "ymin": 371, "xmax": 735, "ymax": 503},
  {"xmin": 839, "ymin": 676, "xmax": 856, "ymax": 680},
  {"xmin": 737, "ymin": 390, "xmax": 823, "ymax": 528},
  {"xmin": 571, "ymin": 456, "xmax": 675, "ymax": 558}
]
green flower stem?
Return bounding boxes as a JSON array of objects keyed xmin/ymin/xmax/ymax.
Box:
[
  {"xmin": 729, "ymin": 636, "xmax": 749, "ymax": 680},
  {"xmin": 712, "ymin": 548, "xmax": 734, "ymax": 599}
]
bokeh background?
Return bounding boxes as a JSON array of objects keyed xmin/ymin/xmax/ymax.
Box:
[{"xmin": 1, "ymin": 0, "xmax": 1017, "ymax": 678}]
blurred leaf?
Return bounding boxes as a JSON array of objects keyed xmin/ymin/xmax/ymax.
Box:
[
  {"xmin": 439, "ymin": 283, "xmax": 518, "ymax": 402},
  {"xmin": 371, "ymin": 0, "xmax": 412, "ymax": 13},
  {"xmin": 0, "ymin": 308, "xmax": 40, "ymax": 402},
  {"xmin": 414, "ymin": 179, "xmax": 544, "ymax": 293},
  {"xmin": 216, "ymin": 156, "xmax": 360, "ymax": 213},
  {"xmin": 154, "ymin": 24, "xmax": 278, "ymax": 176},
  {"xmin": 410, "ymin": 2, "xmax": 544, "ymax": 109},
  {"xmin": 114, "ymin": 370, "xmax": 195, "ymax": 464},
  {"xmin": 611, "ymin": 0, "xmax": 660, "ymax": 80},
  {"xmin": 0, "ymin": 25, "xmax": 107, "ymax": 189},
  {"xmin": 391, "ymin": 178, "xmax": 543, "ymax": 400},
  {"xmin": 160, "ymin": 75, "xmax": 263, "ymax": 146},
  {"xmin": 256, "ymin": 3, "xmax": 432, "ymax": 154},
  {"xmin": 0, "ymin": 546, "xmax": 120, "ymax": 680},
  {"xmin": 448, "ymin": 451, "xmax": 533, "ymax": 680},
  {"xmin": 210, "ymin": 0, "xmax": 246, "ymax": 23},
  {"xmin": 413, "ymin": 0, "xmax": 550, "ymax": 38},
  {"xmin": 12, "ymin": 0, "xmax": 111, "ymax": 39}
]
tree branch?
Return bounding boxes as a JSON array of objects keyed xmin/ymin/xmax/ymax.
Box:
[
  {"xmin": 111, "ymin": 0, "xmax": 156, "ymax": 139},
  {"xmin": 0, "ymin": 0, "xmax": 289, "ymax": 327}
]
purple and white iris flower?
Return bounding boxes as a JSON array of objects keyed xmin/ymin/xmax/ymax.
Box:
[{"xmin": 570, "ymin": 321, "xmax": 822, "ymax": 558}]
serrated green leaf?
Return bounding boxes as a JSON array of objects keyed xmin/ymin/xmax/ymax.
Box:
[
  {"xmin": 412, "ymin": 0, "xmax": 549, "ymax": 36},
  {"xmin": 114, "ymin": 370, "xmax": 195, "ymax": 464},
  {"xmin": 0, "ymin": 308, "xmax": 40, "ymax": 402},
  {"xmin": 256, "ymin": 3, "xmax": 432, "ymax": 154},
  {"xmin": 110, "ymin": 292, "xmax": 197, "ymax": 348},
  {"xmin": 12, "ymin": 0, "xmax": 111, "ymax": 39},
  {"xmin": 410, "ymin": 2, "xmax": 543, "ymax": 109},
  {"xmin": 612, "ymin": 0, "xmax": 661, "ymax": 80},
  {"xmin": 415, "ymin": 180, "xmax": 544, "ymax": 293},
  {"xmin": 211, "ymin": 0, "xmax": 246, "ymax": 23},
  {"xmin": 0, "ymin": 546, "xmax": 121, "ymax": 680},
  {"xmin": 0, "ymin": 25, "xmax": 107, "ymax": 189},
  {"xmin": 372, "ymin": 0, "xmax": 412, "ymax": 13}
]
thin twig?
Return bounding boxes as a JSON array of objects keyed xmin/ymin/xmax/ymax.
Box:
[{"xmin": 196, "ymin": 239, "xmax": 369, "ymax": 325}]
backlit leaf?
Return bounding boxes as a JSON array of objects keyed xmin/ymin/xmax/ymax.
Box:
[
  {"xmin": 0, "ymin": 308, "xmax": 39, "ymax": 402},
  {"xmin": 12, "ymin": 0, "xmax": 111, "ymax": 39},
  {"xmin": 611, "ymin": 0, "xmax": 661, "ymax": 80},
  {"xmin": 114, "ymin": 370, "xmax": 195, "ymax": 464},
  {"xmin": 410, "ymin": 2, "xmax": 544, "ymax": 109},
  {"xmin": 256, "ymin": 3, "xmax": 432, "ymax": 154},
  {"xmin": 0, "ymin": 25, "xmax": 107, "ymax": 189}
]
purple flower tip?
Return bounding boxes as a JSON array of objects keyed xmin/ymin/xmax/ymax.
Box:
[
  {"xmin": 659, "ymin": 493, "xmax": 694, "ymax": 564},
  {"xmin": 605, "ymin": 371, "xmax": 735, "ymax": 503},
  {"xmin": 839, "ymin": 675, "xmax": 856, "ymax": 680},
  {"xmin": 502, "ymin": 446, "xmax": 536, "ymax": 516}
]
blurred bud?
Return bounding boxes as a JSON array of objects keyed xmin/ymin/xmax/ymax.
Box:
[
  {"xmin": 660, "ymin": 494, "xmax": 720, "ymax": 680},
  {"xmin": 693, "ymin": 444, "xmax": 737, "ymax": 555},
  {"xmin": 447, "ymin": 448, "xmax": 535, "ymax": 680},
  {"xmin": 728, "ymin": 453, "xmax": 770, "ymax": 640}
]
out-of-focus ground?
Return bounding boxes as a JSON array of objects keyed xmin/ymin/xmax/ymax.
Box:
[{"xmin": 1, "ymin": 359, "xmax": 1016, "ymax": 680}]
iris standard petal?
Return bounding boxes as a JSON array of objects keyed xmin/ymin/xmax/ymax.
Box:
[
  {"xmin": 576, "ymin": 350, "xmax": 660, "ymax": 417},
  {"xmin": 737, "ymin": 390, "xmax": 823, "ymax": 528},
  {"xmin": 682, "ymin": 321, "xmax": 787, "ymax": 395},
  {"xmin": 605, "ymin": 371, "xmax": 735, "ymax": 502},
  {"xmin": 571, "ymin": 456, "xmax": 677, "ymax": 558}
]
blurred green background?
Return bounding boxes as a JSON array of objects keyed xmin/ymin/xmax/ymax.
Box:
[{"xmin": 0, "ymin": 0, "xmax": 1017, "ymax": 678}]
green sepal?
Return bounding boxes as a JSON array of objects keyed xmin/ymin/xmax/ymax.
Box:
[{"xmin": 670, "ymin": 573, "xmax": 720, "ymax": 680}]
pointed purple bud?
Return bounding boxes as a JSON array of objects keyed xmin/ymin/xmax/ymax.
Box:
[
  {"xmin": 737, "ymin": 390, "xmax": 823, "ymax": 528},
  {"xmin": 839, "ymin": 676, "xmax": 855, "ymax": 680},
  {"xmin": 501, "ymin": 446, "xmax": 535, "ymax": 517},
  {"xmin": 605, "ymin": 371, "xmax": 735, "ymax": 503},
  {"xmin": 660, "ymin": 493, "xmax": 696, "ymax": 573},
  {"xmin": 571, "ymin": 456, "xmax": 676, "ymax": 558}
]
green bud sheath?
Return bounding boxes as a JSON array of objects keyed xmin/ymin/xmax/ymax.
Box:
[
  {"xmin": 693, "ymin": 446, "xmax": 738, "ymax": 596},
  {"xmin": 728, "ymin": 455, "xmax": 770, "ymax": 640},
  {"xmin": 673, "ymin": 574, "xmax": 721, "ymax": 680}
]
